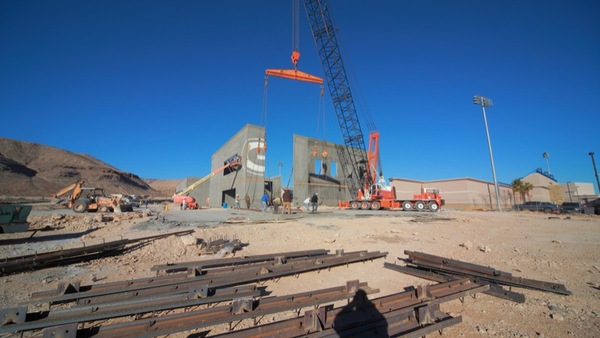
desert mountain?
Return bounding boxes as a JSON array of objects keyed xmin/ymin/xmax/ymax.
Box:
[{"xmin": 0, "ymin": 137, "xmax": 164, "ymax": 197}]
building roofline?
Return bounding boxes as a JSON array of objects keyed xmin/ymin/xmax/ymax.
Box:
[{"xmin": 389, "ymin": 176, "xmax": 511, "ymax": 187}]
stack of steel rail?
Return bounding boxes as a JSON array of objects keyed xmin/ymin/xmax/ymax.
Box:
[
  {"xmin": 0, "ymin": 249, "xmax": 387, "ymax": 337},
  {"xmin": 384, "ymin": 250, "xmax": 571, "ymax": 303},
  {"xmin": 212, "ymin": 278, "xmax": 488, "ymax": 337}
]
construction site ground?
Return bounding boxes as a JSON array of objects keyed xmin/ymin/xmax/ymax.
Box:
[{"xmin": 0, "ymin": 205, "xmax": 599, "ymax": 337}]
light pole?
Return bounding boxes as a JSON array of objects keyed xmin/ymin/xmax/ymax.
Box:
[
  {"xmin": 543, "ymin": 152, "xmax": 552, "ymax": 176},
  {"xmin": 590, "ymin": 152, "xmax": 600, "ymax": 194},
  {"xmin": 473, "ymin": 95, "xmax": 501, "ymax": 211}
]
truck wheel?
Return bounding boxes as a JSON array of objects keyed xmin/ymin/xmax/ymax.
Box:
[
  {"xmin": 370, "ymin": 201, "xmax": 381, "ymax": 210},
  {"xmin": 402, "ymin": 201, "xmax": 412, "ymax": 211},
  {"xmin": 350, "ymin": 201, "xmax": 360, "ymax": 210},
  {"xmin": 99, "ymin": 205, "xmax": 110, "ymax": 213},
  {"xmin": 360, "ymin": 201, "xmax": 370, "ymax": 210},
  {"xmin": 429, "ymin": 201, "xmax": 439, "ymax": 212},
  {"xmin": 72, "ymin": 199, "xmax": 89, "ymax": 213},
  {"xmin": 415, "ymin": 201, "xmax": 426, "ymax": 211}
]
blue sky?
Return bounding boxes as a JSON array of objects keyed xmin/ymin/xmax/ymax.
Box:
[{"xmin": 1, "ymin": 1, "xmax": 599, "ymax": 192}]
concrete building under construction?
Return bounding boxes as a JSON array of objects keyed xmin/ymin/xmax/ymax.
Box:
[
  {"xmin": 177, "ymin": 124, "xmax": 598, "ymax": 211},
  {"xmin": 177, "ymin": 124, "xmax": 354, "ymax": 209}
]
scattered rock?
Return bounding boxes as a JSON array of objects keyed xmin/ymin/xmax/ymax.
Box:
[
  {"xmin": 460, "ymin": 241, "xmax": 473, "ymax": 250},
  {"xmin": 180, "ymin": 234, "xmax": 199, "ymax": 246},
  {"xmin": 51, "ymin": 214, "xmax": 65, "ymax": 221},
  {"xmin": 478, "ymin": 245, "xmax": 491, "ymax": 253}
]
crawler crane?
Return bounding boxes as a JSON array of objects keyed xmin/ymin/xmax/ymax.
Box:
[{"xmin": 303, "ymin": 0, "xmax": 443, "ymax": 211}]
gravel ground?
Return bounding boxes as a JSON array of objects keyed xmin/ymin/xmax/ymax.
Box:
[{"xmin": 0, "ymin": 205, "xmax": 599, "ymax": 337}]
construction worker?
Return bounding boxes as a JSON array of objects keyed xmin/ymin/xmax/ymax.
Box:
[
  {"xmin": 310, "ymin": 193, "xmax": 319, "ymax": 213},
  {"xmin": 235, "ymin": 194, "xmax": 241, "ymax": 209},
  {"xmin": 245, "ymin": 194, "xmax": 251, "ymax": 209},
  {"xmin": 282, "ymin": 189, "xmax": 292, "ymax": 214},
  {"xmin": 261, "ymin": 192, "xmax": 269, "ymax": 212}
]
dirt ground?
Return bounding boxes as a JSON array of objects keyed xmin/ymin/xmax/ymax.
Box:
[{"xmin": 1, "ymin": 205, "xmax": 599, "ymax": 337}]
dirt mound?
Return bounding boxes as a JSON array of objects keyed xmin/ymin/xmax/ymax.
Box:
[
  {"xmin": 145, "ymin": 179, "xmax": 179, "ymax": 197},
  {"xmin": 0, "ymin": 137, "xmax": 164, "ymax": 197}
]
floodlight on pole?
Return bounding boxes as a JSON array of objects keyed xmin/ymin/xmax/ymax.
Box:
[
  {"xmin": 543, "ymin": 152, "xmax": 551, "ymax": 176},
  {"xmin": 473, "ymin": 95, "xmax": 502, "ymax": 211}
]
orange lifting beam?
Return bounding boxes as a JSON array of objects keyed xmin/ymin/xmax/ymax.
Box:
[{"xmin": 265, "ymin": 68, "xmax": 323, "ymax": 85}]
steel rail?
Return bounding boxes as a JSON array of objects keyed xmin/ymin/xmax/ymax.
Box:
[
  {"xmin": 0, "ymin": 230, "xmax": 194, "ymax": 276},
  {"xmin": 78, "ymin": 280, "xmax": 377, "ymax": 338},
  {"xmin": 0, "ymin": 240, "xmax": 128, "ymax": 276},
  {"xmin": 213, "ymin": 278, "xmax": 487, "ymax": 337},
  {"xmin": 404, "ymin": 251, "xmax": 511, "ymax": 277},
  {"xmin": 384, "ymin": 262, "xmax": 526, "ymax": 303},
  {"xmin": 150, "ymin": 249, "xmax": 330, "ymax": 274},
  {"xmin": 403, "ymin": 251, "xmax": 571, "ymax": 295},
  {"xmin": 31, "ymin": 249, "xmax": 332, "ymax": 302},
  {"xmin": 0, "ymin": 285, "xmax": 263, "ymax": 334},
  {"xmin": 73, "ymin": 250, "xmax": 387, "ymax": 307},
  {"xmin": 25, "ymin": 250, "xmax": 386, "ymax": 306}
]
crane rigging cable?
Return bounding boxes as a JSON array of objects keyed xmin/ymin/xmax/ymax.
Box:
[
  {"xmin": 313, "ymin": 85, "xmax": 327, "ymax": 158},
  {"xmin": 292, "ymin": 0, "xmax": 300, "ymax": 67}
]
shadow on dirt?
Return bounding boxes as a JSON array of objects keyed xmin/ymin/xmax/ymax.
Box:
[{"xmin": 0, "ymin": 228, "xmax": 100, "ymax": 246}]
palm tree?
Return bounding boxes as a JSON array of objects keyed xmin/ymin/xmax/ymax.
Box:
[
  {"xmin": 522, "ymin": 181, "xmax": 533, "ymax": 201},
  {"xmin": 512, "ymin": 179, "xmax": 533, "ymax": 205}
]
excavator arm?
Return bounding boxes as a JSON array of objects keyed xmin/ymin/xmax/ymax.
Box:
[{"xmin": 53, "ymin": 181, "xmax": 84, "ymax": 205}]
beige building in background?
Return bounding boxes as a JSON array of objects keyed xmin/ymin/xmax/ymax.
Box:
[{"xmin": 390, "ymin": 177, "xmax": 513, "ymax": 210}]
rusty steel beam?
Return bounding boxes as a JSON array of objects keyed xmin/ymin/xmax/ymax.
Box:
[
  {"xmin": 403, "ymin": 251, "xmax": 571, "ymax": 296},
  {"xmin": 30, "ymin": 250, "xmax": 333, "ymax": 302},
  {"xmin": 26, "ymin": 250, "xmax": 386, "ymax": 307},
  {"xmin": 0, "ymin": 230, "xmax": 194, "ymax": 276},
  {"xmin": 384, "ymin": 262, "xmax": 526, "ymax": 303},
  {"xmin": 0, "ymin": 240, "xmax": 128, "ymax": 276},
  {"xmin": 151, "ymin": 249, "xmax": 330, "ymax": 274},
  {"xmin": 212, "ymin": 278, "xmax": 487, "ymax": 338},
  {"xmin": 78, "ymin": 280, "xmax": 377, "ymax": 338},
  {"xmin": 0, "ymin": 285, "xmax": 263, "ymax": 334}
]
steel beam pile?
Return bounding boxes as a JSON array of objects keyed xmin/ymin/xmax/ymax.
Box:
[
  {"xmin": 0, "ymin": 249, "xmax": 387, "ymax": 336},
  {"xmin": 213, "ymin": 278, "xmax": 488, "ymax": 337},
  {"xmin": 78, "ymin": 280, "xmax": 377, "ymax": 337},
  {"xmin": 385, "ymin": 250, "xmax": 571, "ymax": 303},
  {"xmin": 151, "ymin": 248, "xmax": 330, "ymax": 274},
  {"xmin": 0, "ymin": 230, "xmax": 194, "ymax": 276}
]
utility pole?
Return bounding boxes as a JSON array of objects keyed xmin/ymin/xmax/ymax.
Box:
[
  {"xmin": 473, "ymin": 95, "xmax": 502, "ymax": 211},
  {"xmin": 590, "ymin": 152, "xmax": 600, "ymax": 194}
]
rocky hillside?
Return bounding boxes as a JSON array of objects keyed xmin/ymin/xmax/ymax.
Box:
[{"xmin": 0, "ymin": 137, "xmax": 164, "ymax": 198}]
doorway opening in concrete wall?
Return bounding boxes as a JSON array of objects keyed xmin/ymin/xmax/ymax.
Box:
[
  {"xmin": 222, "ymin": 188, "xmax": 236, "ymax": 208},
  {"xmin": 264, "ymin": 181, "xmax": 273, "ymax": 201}
]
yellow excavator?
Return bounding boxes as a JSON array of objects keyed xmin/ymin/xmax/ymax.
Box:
[{"xmin": 53, "ymin": 180, "xmax": 132, "ymax": 213}]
